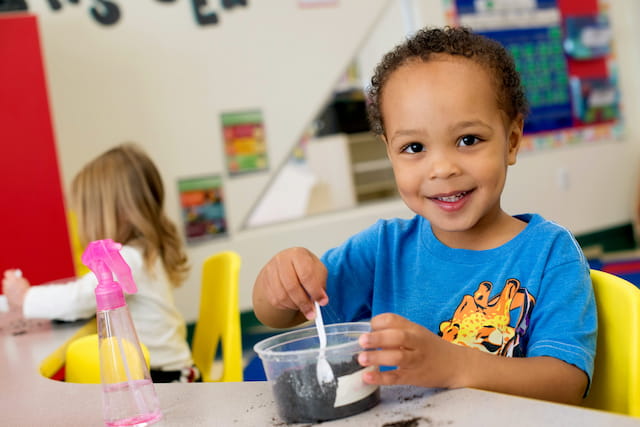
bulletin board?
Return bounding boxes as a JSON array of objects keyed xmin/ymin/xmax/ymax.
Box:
[{"xmin": 446, "ymin": 0, "xmax": 621, "ymax": 153}]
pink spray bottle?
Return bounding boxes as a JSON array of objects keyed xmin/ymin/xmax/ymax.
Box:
[{"xmin": 82, "ymin": 239, "xmax": 163, "ymax": 427}]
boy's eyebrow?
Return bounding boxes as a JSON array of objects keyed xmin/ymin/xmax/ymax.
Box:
[
  {"xmin": 388, "ymin": 128, "xmax": 427, "ymax": 143},
  {"xmin": 449, "ymin": 120, "xmax": 492, "ymax": 132},
  {"xmin": 389, "ymin": 120, "xmax": 493, "ymax": 143}
]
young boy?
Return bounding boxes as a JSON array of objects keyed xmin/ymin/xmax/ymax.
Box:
[{"xmin": 252, "ymin": 26, "xmax": 596, "ymax": 405}]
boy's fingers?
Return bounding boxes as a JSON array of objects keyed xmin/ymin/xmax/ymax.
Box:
[
  {"xmin": 282, "ymin": 279, "xmax": 315, "ymax": 319},
  {"xmin": 361, "ymin": 368, "xmax": 401, "ymax": 386},
  {"xmin": 291, "ymin": 250, "xmax": 328, "ymax": 304},
  {"xmin": 265, "ymin": 277, "xmax": 296, "ymax": 311},
  {"xmin": 358, "ymin": 348, "xmax": 408, "ymax": 368},
  {"xmin": 370, "ymin": 312, "xmax": 413, "ymax": 330},
  {"xmin": 259, "ymin": 263, "xmax": 298, "ymax": 313},
  {"xmin": 272, "ymin": 256, "xmax": 314, "ymax": 319},
  {"xmin": 361, "ymin": 315, "xmax": 425, "ymax": 350},
  {"xmin": 359, "ymin": 328, "xmax": 410, "ymax": 349},
  {"xmin": 263, "ymin": 247, "xmax": 327, "ymax": 320}
]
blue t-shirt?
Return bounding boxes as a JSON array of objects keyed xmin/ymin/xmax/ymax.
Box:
[{"xmin": 320, "ymin": 213, "xmax": 597, "ymax": 383}]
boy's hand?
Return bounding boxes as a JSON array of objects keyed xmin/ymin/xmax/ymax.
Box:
[
  {"xmin": 357, "ymin": 313, "xmax": 588, "ymax": 405},
  {"xmin": 2, "ymin": 269, "xmax": 30, "ymax": 312},
  {"xmin": 253, "ymin": 247, "xmax": 328, "ymax": 328},
  {"xmin": 357, "ymin": 313, "xmax": 462, "ymax": 388}
]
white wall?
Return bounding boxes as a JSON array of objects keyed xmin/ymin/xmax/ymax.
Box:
[
  {"xmin": 27, "ymin": 0, "xmax": 392, "ymax": 320},
  {"xmin": 22, "ymin": 0, "xmax": 640, "ymax": 321}
]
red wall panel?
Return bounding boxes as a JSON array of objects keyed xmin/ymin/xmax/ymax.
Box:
[{"xmin": 0, "ymin": 13, "xmax": 76, "ymax": 287}]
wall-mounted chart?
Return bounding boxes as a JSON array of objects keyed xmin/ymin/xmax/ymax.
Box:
[{"xmin": 448, "ymin": 0, "xmax": 621, "ymax": 153}]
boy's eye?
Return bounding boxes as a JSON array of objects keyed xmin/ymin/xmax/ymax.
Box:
[
  {"xmin": 402, "ymin": 142, "xmax": 425, "ymax": 154},
  {"xmin": 457, "ymin": 135, "xmax": 481, "ymax": 147}
]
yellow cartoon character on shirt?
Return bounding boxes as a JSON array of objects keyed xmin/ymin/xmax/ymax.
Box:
[{"xmin": 439, "ymin": 278, "xmax": 535, "ymax": 357}]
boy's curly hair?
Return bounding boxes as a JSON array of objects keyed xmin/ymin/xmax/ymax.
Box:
[{"xmin": 366, "ymin": 26, "xmax": 529, "ymax": 136}]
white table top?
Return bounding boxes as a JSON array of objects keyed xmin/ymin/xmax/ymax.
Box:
[{"xmin": 1, "ymin": 311, "xmax": 638, "ymax": 427}]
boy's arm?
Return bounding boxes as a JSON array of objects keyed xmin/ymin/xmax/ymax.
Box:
[
  {"xmin": 252, "ymin": 247, "xmax": 328, "ymax": 329},
  {"xmin": 358, "ymin": 313, "xmax": 588, "ymax": 405},
  {"xmin": 456, "ymin": 350, "xmax": 587, "ymax": 404}
]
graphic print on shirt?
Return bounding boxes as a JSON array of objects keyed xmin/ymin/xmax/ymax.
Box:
[{"xmin": 439, "ymin": 278, "xmax": 535, "ymax": 357}]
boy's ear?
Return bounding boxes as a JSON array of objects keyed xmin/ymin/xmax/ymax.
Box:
[{"xmin": 507, "ymin": 115, "xmax": 524, "ymax": 166}]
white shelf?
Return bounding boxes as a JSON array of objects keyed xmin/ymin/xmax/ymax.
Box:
[{"xmin": 345, "ymin": 132, "xmax": 396, "ymax": 203}]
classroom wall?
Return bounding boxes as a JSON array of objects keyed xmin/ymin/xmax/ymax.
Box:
[{"xmin": 16, "ymin": 0, "xmax": 640, "ymax": 321}]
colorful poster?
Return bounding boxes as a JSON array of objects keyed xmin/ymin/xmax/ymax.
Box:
[
  {"xmin": 221, "ymin": 109, "xmax": 268, "ymax": 175},
  {"xmin": 178, "ymin": 175, "xmax": 227, "ymax": 244}
]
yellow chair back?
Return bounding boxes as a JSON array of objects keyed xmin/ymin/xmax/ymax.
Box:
[
  {"xmin": 583, "ymin": 269, "xmax": 640, "ymax": 417},
  {"xmin": 67, "ymin": 210, "xmax": 89, "ymax": 277},
  {"xmin": 40, "ymin": 318, "xmax": 97, "ymax": 379},
  {"xmin": 65, "ymin": 333, "xmax": 150, "ymax": 384},
  {"xmin": 192, "ymin": 251, "xmax": 243, "ymax": 382}
]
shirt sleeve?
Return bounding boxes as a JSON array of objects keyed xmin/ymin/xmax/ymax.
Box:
[
  {"xmin": 23, "ymin": 272, "xmax": 98, "ymax": 321},
  {"xmin": 321, "ymin": 221, "xmax": 381, "ymax": 324},
  {"xmin": 526, "ymin": 236, "xmax": 597, "ymax": 389}
]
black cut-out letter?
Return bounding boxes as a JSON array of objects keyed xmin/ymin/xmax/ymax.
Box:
[
  {"xmin": 0, "ymin": 0, "xmax": 27, "ymax": 12},
  {"xmin": 191, "ymin": 0, "xmax": 218, "ymax": 25},
  {"xmin": 45, "ymin": 0, "xmax": 79, "ymax": 11},
  {"xmin": 90, "ymin": 0, "xmax": 120, "ymax": 26},
  {"xmin": 46, "ymin": 0, "xmax": 62, "ymax": 10},
  {"xmin": 221, "ymin": 0, "xmax": 247, "ymax": 9}
]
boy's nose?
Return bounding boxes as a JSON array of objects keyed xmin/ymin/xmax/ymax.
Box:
[{"xmin": 428, "ymin": 154, "xmax": 460, "ymax": 179}]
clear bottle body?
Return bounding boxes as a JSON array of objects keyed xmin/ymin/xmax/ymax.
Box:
[{"xmin": 97, "ymin": 306, "xmax": 162, "ymax": 427}]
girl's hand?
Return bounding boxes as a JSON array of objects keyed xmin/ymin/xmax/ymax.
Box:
[
  {"xmin": 357, "ymin": 313, "xmax": 464, "ymax": 389},
  {"xmin": 2, "ymin": 269, "xmax": 30, "ymax": 312},
  {"xmin": 253, "ymin": 247, "xmax": 328, "ymax": 328}
]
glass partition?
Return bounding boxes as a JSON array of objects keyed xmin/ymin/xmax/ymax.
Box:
[{"xmin": 244, "ymin": 1, "xmax": 417, "ymax": 229}]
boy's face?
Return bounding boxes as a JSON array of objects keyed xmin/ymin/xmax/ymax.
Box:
[{"xmin": 380, "ymin": 56, "xmax": 523, "ymax": 247}]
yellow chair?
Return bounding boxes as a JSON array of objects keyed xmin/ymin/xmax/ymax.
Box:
[
  {"xmin": 65, "ymin": 333, "xmax": 150, "ymax": 384},
  {"xmin": 67, "ymin": 210, "xmax": 90, "ymax": 277},
  {"xmin": 40, "ymin": 318, "xmax": 97, "ymax": 379},
  {"xmin": 191, "ymin": 251, "xmax": 243, "ymax": 382},
  {"xmin": 583, "ymin": 269, "xmax": 640, "ymax": 417}
]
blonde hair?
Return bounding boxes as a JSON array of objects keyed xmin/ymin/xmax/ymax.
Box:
[{"xmin": 71, "ymin": 143, "xmax": 189, "ymax": 287}]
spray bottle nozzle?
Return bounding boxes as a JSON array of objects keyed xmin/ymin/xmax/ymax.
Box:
[{"xmin": 82, "ymin": 239, "xmax": 137, "ymax": 310}]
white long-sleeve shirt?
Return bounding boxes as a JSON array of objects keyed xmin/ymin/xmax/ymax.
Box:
[{"xmin": 23, "ymin": 245, "xmax": 193, "ymax": 371}]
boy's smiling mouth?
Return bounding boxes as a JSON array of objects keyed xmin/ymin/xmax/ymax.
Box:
[
  {"xmin": 429, "ymin": 190, "xmax": 472, "ymax": 203},
  {"xmin": 426, "ymin": 189, "xmax": 476, "ymax": 213}
]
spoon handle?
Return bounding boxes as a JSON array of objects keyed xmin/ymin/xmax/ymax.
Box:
[{"xmin": 314, "ymin": 301, "xmax": 327, "ymax": 348}]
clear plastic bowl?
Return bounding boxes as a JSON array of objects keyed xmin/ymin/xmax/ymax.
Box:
[{"xmin": 253, "ymin": 321, "xmax": 380, "ymax": 423}]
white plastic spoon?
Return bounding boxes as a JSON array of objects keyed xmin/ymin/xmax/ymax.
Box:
[{"xmin": 314, "ymin": 301, "xmax": 334, "ymax": 386}]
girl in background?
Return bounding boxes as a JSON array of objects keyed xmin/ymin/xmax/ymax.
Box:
[{"xmin": 3, "ymin": 143, "xmax": 199, "ymax": 382}]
